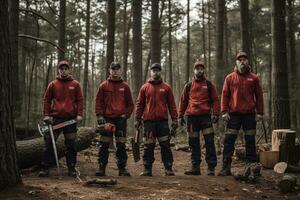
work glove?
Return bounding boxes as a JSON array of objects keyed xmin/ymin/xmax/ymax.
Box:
[
  {"xmin": 179, "ymin": 116, "xmax": 186, "ymax": 126},
  {"xmin": 211, "ymin": 115, "xmax": 219, "ymax": 124},
  {"xmin": 222, "ymin": 112, "xmax": 230, "ymax": 122},
  {"xmin": 256, "ymin": 114, "xmax": 263, "ymax": 122},
  {"xmin": 170, "ymin": 120, "xmax": 178, "ymax": 137},
  {"xmin": 76, "ymin": 115, "xmax": 83, "ymax": 123},
  {"xmin": 134, "ymin": 119, "xmax": 142, "ymax": 129},
  {"xmin": 97, "ymin": 116, "xmax": 106, "ymax": 125},
  {"xmin": 43, "ymin": 116, "xmax": 53, "ymax": 125}
]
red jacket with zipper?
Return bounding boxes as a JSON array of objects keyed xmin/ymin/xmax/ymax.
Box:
[
  {"xmin": 95, "ymin": 76, "xmax": 134, "ymax": 118},
  {"xmin": 178, "ymin": 77, "xmax": 220, "ymax": 117},
  {"xmin": 135, "ymin": 79, "xmax": 178, "ymax": 121},
  {"xmin": 43, "ymin": 75, "xmax": 83, "ymax": 118},
  {"xmin": 221, "ymin": 69, "xmax": 264, "ymax": 114}
]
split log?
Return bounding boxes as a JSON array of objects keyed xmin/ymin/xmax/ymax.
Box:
[
  {"xmin": 174, "ymin": 145, "xmax": 190, "ymax": 152},
  {"xmin": 278, "ymin": 174, "xmax": 298, "ymax": 193},
  {"xmin": 17, "ymin": 127, "xmax": 96, "ymax": 169},
  {"xmin": 274, "ymin": 162, "xmax": 300, "ymax": 174}
]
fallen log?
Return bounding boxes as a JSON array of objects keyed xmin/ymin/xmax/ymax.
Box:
[
  {"xmin": 17, "ymin": 127, "xmax": 96, "ymax": 169},
  {"xmin": 84, "ymin": 178, "xmax": 117, "ymax": 187}
]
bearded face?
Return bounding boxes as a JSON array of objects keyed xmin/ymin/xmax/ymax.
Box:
[
  {"xmin": 150, "ymin": 68, "xmax": 162, "ymax": 80},
  {"xmin": 194, "ymin": 65, "xmax": 205, "ymax": 78},
  {"xmin": 236, "ymin": 57, "xmax": 249, "ymax": 74}
]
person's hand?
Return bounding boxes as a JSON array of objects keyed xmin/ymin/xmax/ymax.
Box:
[
  {"xmin": 170, "ymin": 120, "xmax": 178, "ymax": 137},
  {"xmin": 179, "ymin": 117, "xmax": 186, "ymax": 126},
  {"xmin": 43, "ymin": 116, "xmax": 53, "ymax": 125},
  {"xmin": 134, "ymin": 119, "xmax": 142, "ymax": 129},
  {"xmin": 211, "ymin": 115, "xmax": 219, "ymax": 124},
  {"xmin": 222, "ymin": 112, "xmax": 230, "ymax": 122},
  {"xmin": 256, "ymin": 114, "xmax": 263, "ymax": 122},
  {"xmin": 97, "ymin": 116, "xmax": 106, "ymax": 125},
  {"xmin": 76, "ymin": 115, "xmax": 83, "ymax": 123}
]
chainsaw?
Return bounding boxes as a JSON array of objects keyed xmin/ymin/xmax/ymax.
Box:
[
  {"xmin": 38, "ymin": 119, "xmax": 77, "ymax": 136},
  {"xmin": 131, "ymin": 126, "xmax": 141, "ymax": 162},
  {"xmin": 37, "ymin": 119, "xmax": 77, "ymax": 177}
]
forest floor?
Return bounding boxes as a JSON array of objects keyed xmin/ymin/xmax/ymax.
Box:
[{"xmin": 1, "ymin": 136, "xmax": 300, "ymax": 200}]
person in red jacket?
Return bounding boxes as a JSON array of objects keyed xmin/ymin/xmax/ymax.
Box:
[
  {"xmin": 135, "ymin": 63, "xmax": 178, "ymax": 176},
  {"xmin": 218, "ymin": 51, "xmax": 264, "ymax": 176},
  {"xmin": 39, "ymin": 60, "xmax": 83, "ymax": 177},
  {"xmin": 178, "ymin": 61, "xmax": 220, "ymax": 176},
  {"xmin": 95, "ymin": 62, "xmax": 134, "ymax": 176}
]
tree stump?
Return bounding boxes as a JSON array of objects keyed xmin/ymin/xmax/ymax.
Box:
[{"xmin": 272, "ymin": 129, "xmax": 296, "ymax": 164}]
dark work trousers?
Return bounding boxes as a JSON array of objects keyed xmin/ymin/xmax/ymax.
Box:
[
  {"xmin": 222, "ymin": 113, "xmax": 257, "ymax": 165},
  {"xmin": 98, "ymin": 117, "xmax": 128, "ymax": 169},
  {"xmin": 143, "ymin": 120, "xmax": 173, "ymax": 169},
  {"xmin": 187, "ymin": 115, "xmax": 217, "ymax": 169},
  {"xmin": 41, "ymin": 117, "xmax": 77, "ymax": 168}
]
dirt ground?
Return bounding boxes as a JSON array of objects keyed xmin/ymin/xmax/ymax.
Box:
[{"xmin": 1, "ymin": 137, "xmax": 300, "ymax": 200}]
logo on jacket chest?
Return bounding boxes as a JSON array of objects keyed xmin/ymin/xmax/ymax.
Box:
[
  {"xmin": 119, "ymin": 88, "xmax": 125, "ymax": 91},
  {"xmin": 159, "ymin": 89, "xmax": 166, "ymax": 92},
  {"xmin": 69, "ymin": 86, "xmax": 75, "ymax": 90}
]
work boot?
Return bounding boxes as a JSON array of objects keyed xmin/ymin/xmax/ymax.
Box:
[
  {"xmin": 207, "ymin": 167, "xmax": 215, "ymax": 176},
  {"xmin": 119, "ymin": 168, "xmax": 131, "ymax": 176},
  {"xmin": 184, "ymin": 165, "xmax": 201, "ymax": 175},
  {"xmin": 38, "ymin": 167, "xmax": 49, "ymax": 177},
  {"xmin": 140, "ymin": 165, "xmax": 152, "ymax": 176},
  {"xmin": 218, "ymin": 163, "xmax": 232, "ymax": 176},
  {"xmin": 95, "ymin": 164, "xmax": 106, "ymax": 176},
  {"xmin": 164, "ymin": 166, "xmax": 175, "ymax": 176},
  {"xmin": 68, "ymin": 167, "xmax": 77, "ymax": 178}
]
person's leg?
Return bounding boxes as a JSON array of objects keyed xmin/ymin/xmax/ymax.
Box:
[
  {"xmin": 39, "ymin": 117, "xmax": 61, "ymax": 177},
  {"xmin": 184, "ymin": 116, "xmax": 201, "ymax": 175},
  {"xmin": 95, "ymin": 118, "xmax": 114, "ymax": 176},
  {"xmin": 242, "ymin": 114, "xmax": 257, "ymax": 164},
  {"xmin": 157, "ymin": 120, "xmax": 174, "ymax": 176},
  {"xmin": 218, "ymin": 113, "xmax": 241, "ymax": 176},
  {"xmin": 140, "ymin": 121, "xmax": 155, "ymax": 176},
  {"xmin": 200, "ymin": 115, "xmax": 217, "ymax": 176},
  {"xmin": 115, "ymin": 117, "xmax": 130, "ymax": 176}
]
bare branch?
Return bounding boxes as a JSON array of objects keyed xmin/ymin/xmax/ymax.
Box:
[
  {"xmin": 44, "ymin": 0, "xmax": 58, "ymax": 16},
  {"xmin": 18, "ymin": 34, "xmax": 65, "ymax": 53},
  {"xmin": 19, "ymin": 8, "xmax": 57, "ymax": 30}
]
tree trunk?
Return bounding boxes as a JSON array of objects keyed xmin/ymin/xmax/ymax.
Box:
[
  {"xmin": 122, "ymin": 0, "xmax": 129, "ymax": 81},
  {"xmin": 105, "ymin": 0, "xmax": 116, "ymax": 78},
  {"xmin": 17, "ymin": 127, "xmax": 96, "ymax": 169},
  {"xmin": 9, "ymin": 0, "xmax": 20, "ymax": 114},
  {"xmin": 223, "ymin": 5, "xmax": 228, "ymax": 70},
  {"xmin": 143, "ymin": 50, "xmax": 151, "ymax": 83},
  {"xmin": 132, "ymin": 0, "xmax": 143, "ymax": 100},
  {"xmin": 202, "ymin": 0, "xmax": 206, "ymax": 66},
  {"xmin": 83, "ymin": 0, "xmax": 91, "ymax": 126},
  {"xmin": 58, "ymin": 0, "xmax": 66, "ymax": 61},
  {"xmin": 215, "ymin": 0, "xmax": 225, "ymax": 94},
  {"xmin": 208, "ymin": 0, "xmax": 211, "ymax": 79},
  {"xmin": 239, "ymin": 0, "xmax": 252, "ymax": 65},
  {"xmin": 151, "ymin": 0, "xmax": 160, "ymax": 63},
  {"xmin": 186, "ymin": 0, "xmax": 190, "ymax": 83},
  {"xmin": 0, "ymin": 0, "xmax": 22, "ymax": 189},
  {"xmin": 20, "ymin": 0, "xmax": 29, "ymax": 121},
  {"xmin": 271, "ymin": 0, "xmax": 290, "ymax": 129},
  {"xmin": 287, "ymin": 0, "xmax": 297, "ymax": 130},
  {"xmin": 168, "ymin": 0, "xmax": 173, "ymax": 88}
]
